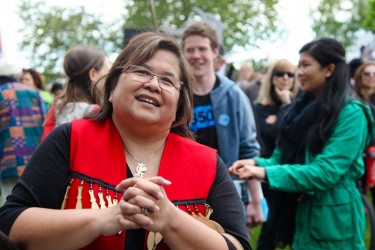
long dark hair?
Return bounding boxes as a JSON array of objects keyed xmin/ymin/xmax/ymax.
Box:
[
  {"xmin": 300, "ymin": 38, "xmax": 352, "ymax": 154},
  {"xmin": 21, "ymin": 68, "xmax": 45, "ymax": 90}
]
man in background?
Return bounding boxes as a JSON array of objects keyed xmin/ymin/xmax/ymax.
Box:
[
  {"xmin": 214, "ymin": 44, "xmax": 227, "ymax": 77},
  {"xmin": 0, "ymin": 59, "xmax": 45, "ymax": 205},
  {"xmin": 182, "ymin": 22, "xmax": 265, "ymax": 227}
]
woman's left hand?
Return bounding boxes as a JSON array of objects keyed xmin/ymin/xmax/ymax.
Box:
[
  {"xmin": 275, "ymin": 87, "xmax": 293, "ymax": 104},
  {"xmin": 116, "ymin": 177, "xmax": 177, "ymax": 232},
  {"xmin": 229, "ymin": 160, "xmax": 266, "ymax": 181}
]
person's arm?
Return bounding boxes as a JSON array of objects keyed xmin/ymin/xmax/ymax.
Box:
[
  {"xmin": 254, "ymin": 104, "xmax": 280, "ymax": 143},
  {"xmin": 0, "ymin": 124, "xmax": 152, "ymax": 250},
  {"xmin": 266, "ymin": 102, "xmax": 370, "ymax": 192},
  {"xmin": 229, "ymin": 164, "xmax": 266, "ymax": 182},
  {"xmin": 230, "ymin": 102, "xmax": 372, "ymax": 192},
  {"xmin": 10, "ymin": 206, "xmax": 123, "ymax": 250},
  {"xmin": 159, "ymin": 207, "xmax": 229, "ymax": 250},
  {"xmin": 245, "ymin": 180, "xmax": 264, "ymax": 227},
  {"xmin": 237, "ymin": 91, "xmax": 265, "ymax": 228},
  {"xmin": 254, "ymin": 147, "xmax": 282, "ymax": 167}
]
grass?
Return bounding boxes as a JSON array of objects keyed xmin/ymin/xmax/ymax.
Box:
[{"xmin": 249, "ymin": 225, "xmax": 291, "ymax": 250}]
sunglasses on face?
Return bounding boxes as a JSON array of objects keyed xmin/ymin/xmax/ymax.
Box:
[
  {"xmin": 274, "ymin": 71, "xmax": 295, "ymax": 78},
  {"xmin": 363, "ymin": 71, "xmax": 375, "ymax": 77}
]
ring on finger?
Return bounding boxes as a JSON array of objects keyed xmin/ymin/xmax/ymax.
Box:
[{"xmin": 141, "ymin": 207, "xmax": 149, "ymax": 216}]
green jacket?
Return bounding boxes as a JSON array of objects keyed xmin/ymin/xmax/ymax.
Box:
[{"xmin": 255, "ymin": 100, "xmax": 374, "ymax": 250}]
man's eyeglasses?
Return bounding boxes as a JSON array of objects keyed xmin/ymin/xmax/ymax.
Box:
[
  {"xmin": 363, "ymin": 71, "xmax": 375, "ymax": 77},
  {"xmin": 122, "ymin": 65, "xmax": 183, "ymax": 92},
  {"xmin": 274, "ymin": 71, "xmax": 295, "ymax": 78}
]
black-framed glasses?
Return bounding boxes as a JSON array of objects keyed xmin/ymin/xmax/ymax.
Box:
[
  {"xmin": 363, "ymin": 71, "xmax": 375, "ymax": 77},
  {"xmin": 122, "ymin": 65, "xmax": 183, "ymax": 92},
  {"xmin": 274, "ymin": 71, "xmax": 295, "ymax": 78}
]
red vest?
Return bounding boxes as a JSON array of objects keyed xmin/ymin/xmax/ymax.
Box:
[{"xmin": 63, "ymin": 118, "xmax": 217, "ymax": 249}]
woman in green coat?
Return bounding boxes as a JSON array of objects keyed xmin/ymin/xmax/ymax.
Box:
[{"xmin": 229, "ymin": 38, "xmax": 374, "ymax": 250}]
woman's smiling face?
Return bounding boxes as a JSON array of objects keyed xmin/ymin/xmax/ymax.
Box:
[
  {"xmin": 298, "ymin": 52, "xmax": 334, "ymax": 96},
  {"xmin": 110, "ymin": 49, "xmax": 181, "ymax": 129}
]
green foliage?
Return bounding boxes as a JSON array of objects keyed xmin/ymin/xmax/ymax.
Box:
[
  {"xmin": 362, "ymin": 0, "xmax": 375, "ymax": 32},
  {"xmin": 123, "ymin": 0, "xmax": 281, "ymax": 52},
  {"xmin": 17, "ymin": 0, "xmax": 123, "ymax": 83},
  {"xmin": 251, "ymin": 58, "xmax": 269, "ymax": 73},
  {"xmin": 310, "ymin": 0, "xmax": 369, "ymax": 50}
]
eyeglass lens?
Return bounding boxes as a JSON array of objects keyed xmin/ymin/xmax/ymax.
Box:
[{"xmin": 124, "ymin": 65, "xmax": 182, "ymax": 91}]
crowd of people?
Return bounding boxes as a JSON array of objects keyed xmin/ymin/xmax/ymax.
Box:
[{"xmin": 0, "ymin": 21, "xmax": 374, "ymax": 250}]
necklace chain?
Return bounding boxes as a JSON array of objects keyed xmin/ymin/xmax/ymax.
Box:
[{"xmin": 123, "ymin": 141, "xmax": 165, "ymax": 177}]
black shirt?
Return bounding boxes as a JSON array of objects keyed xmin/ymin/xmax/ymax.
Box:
[{"xmin": 191, "ymin": 77, "xmax": 220, "ymax": 151}]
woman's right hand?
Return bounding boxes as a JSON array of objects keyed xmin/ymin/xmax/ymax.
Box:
[
  {"xmin": 114, "ymin": 177, "xmax": 174, "ymax": 233},
  {"xmin": 228, "ymin": 159, "xmax": 257, "ymax": 176},
  {"xmin": 228, "ymin": 159, "xmax": 266, "ymax": 181},
  {"xmin": 275, "ymin": 87, "xmax": 293, "ymax": 104}
]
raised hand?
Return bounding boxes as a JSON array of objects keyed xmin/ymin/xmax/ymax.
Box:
[{"xmin": 275, "ymin": 86, "xmax": 293, "ymax": 104}]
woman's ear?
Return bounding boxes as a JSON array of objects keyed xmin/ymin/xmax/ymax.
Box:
[
  {"xmin": 89, "ymin": 68, "xmax": 97, "ymax": 81},
  {"xmin": 325, "ymin": 63, "xmax": 336, "ymax": 78}
]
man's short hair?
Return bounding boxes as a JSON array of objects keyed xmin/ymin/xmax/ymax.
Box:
[
  {"xmin": 182, "ymin": 22, "xmax": 219, "ymax": 50},
  {"xmin": 218, "ymin": 44, "xmax": 225, "ymax": 58},
  {"xmin": 349, "ymin": 58, "xmax": 363, "ymax": 78}
]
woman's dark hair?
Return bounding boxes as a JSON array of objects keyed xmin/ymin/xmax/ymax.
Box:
[
  {"xmin": 86, "ymin": 31, "xmax": 195, "ymax": 139},
  {"xmin": 22, "ymin": 68, "xmax": 45, "ymax": 90},
  {"xmin": 51, "ymin": 82, "xmax": 64, "ymax": 95},
  {"xmin": 300, "ymin": 38, "xmax": 352, "ymax": 154},
  {"xmin": 58, "ymin": 45, "xmax": 107, "ymax": 111}
]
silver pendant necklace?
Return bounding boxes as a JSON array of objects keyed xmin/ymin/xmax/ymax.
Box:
[{"xmin": 123, "ymin": 141, "xmax": 165, "ymax": 177}]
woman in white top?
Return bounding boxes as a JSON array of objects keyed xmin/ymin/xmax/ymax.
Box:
[{"xmin": 42, "ymin": 45, "xmax": 111, "ymax": 138}]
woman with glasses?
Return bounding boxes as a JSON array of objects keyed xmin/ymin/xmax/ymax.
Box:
[
  {"xmin": 230, "ymin": 38, "xmax": 374, "ymax": 249},
  {"xmin": 252, "ymin": 59, "xmax": 299, "ymax": 249},
  {"xmin": 0, "ymin": 32, "xmax": 251, "ymax": 250},
  {"xmin": 354, "ymin": 61, "xmax": 375, "ymax": 104},
  {"xmin": 255, "ymin": 59, "xmax": 299, "ymax": 158}
]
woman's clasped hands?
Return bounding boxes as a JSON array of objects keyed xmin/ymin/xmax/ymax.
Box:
[
  {"xmin": 229, "ymin": 159, "xmax": 266, "ymax": 181},
  {"xmin": 99, "ymin": 176, "xmax": 175, "ymax": 237}
]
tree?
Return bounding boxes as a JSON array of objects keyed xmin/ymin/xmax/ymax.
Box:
[
  {"xmin": 123, "ymin": 0, "xmax": 282, "ymax": 52},
  {"xmin": 362, "ymin": 0, "xmax": 375, "ymax": 33},
  {"xmin": 17, "ymin": 0, "xmax": 123, "ymax": 83},
  {"xmin": 17, "ymin": 0, "xmax": 283, "ymax": 82},
  {"xmin": 310, "ymin": 0, "xmax": 369, "ymax": 49}
]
